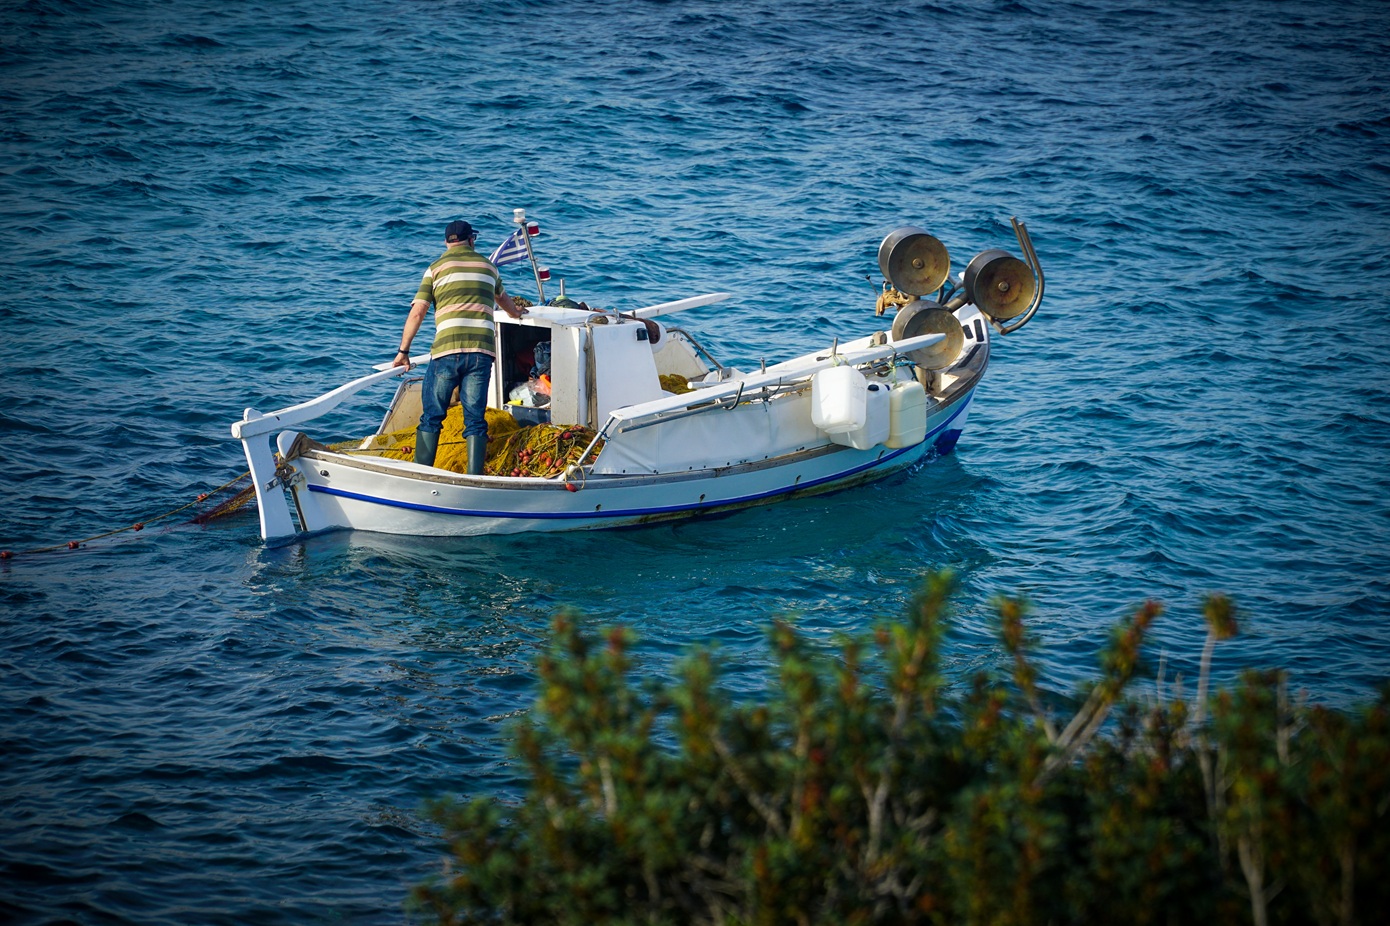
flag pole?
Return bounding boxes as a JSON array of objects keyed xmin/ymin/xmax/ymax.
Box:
[{"xmin": 513, "ymin": 208, "xmax": 545, "ymax": 303}]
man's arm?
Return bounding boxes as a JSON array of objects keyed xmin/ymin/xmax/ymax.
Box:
[
  {"xmin": 393, "ymin": 298, "xmax": 429, "ymax": 367},
  {"xmin": 496, "ymin": 290, "xmax": 527, "ymax": 319}
]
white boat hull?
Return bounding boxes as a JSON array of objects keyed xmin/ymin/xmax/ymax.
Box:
[{"xmin": 283, "ymin": 389, "xmax": 974, "ymax": 537}]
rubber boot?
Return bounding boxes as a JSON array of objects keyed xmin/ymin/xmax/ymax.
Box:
[
  {"xmin": 466, "ymin": 434, "xmax": 487, "ymax": 476},
  {"xmin": 414, "ymin": 429, "xmax": 440, "ymax": 467}
]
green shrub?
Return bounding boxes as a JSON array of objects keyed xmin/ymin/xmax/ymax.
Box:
[{"xmin": 412, "ymin": 573, "xmax": 1390, "ymax": 925}]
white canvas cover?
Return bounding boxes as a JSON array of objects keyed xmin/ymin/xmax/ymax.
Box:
[{"xmin": 593, "ymin": 394, "xmax": 823, "ymax": 475}]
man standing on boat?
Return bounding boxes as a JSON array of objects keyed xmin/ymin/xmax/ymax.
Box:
[{"xmin": 393, "ymin": 219, "xmax": 526, "ymax": 474}]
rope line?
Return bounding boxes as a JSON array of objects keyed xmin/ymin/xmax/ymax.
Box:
[{"xmin": 1, "ymin": 468, "xmax": 259, "ymax": 559}]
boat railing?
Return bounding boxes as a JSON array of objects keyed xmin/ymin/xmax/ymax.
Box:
[{"xmin": 661, "ymin": 326, "xmax": 725, "ymax": 374}]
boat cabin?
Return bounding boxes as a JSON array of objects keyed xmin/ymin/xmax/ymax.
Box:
[{"xmin": 376, "ymin": 303, "xmax": 724, "ymax": 438}]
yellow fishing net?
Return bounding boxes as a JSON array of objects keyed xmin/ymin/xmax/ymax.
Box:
[
  {"xmin": 659, "ymin": 373, "xmax": 692, "ymax": 394},
  {"xmin": 353, "ymin": 405, "xmax": 599, "ymax": 478}
]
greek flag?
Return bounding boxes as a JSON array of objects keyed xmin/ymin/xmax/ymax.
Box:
[{"xmin": 489, "ymin": 228, "xmax": 530, "ymax": 267}]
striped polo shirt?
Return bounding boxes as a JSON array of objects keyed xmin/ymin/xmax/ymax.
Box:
[{"xmin": 415, "ymin": 243, "xmax": 508, "ymax": 358}]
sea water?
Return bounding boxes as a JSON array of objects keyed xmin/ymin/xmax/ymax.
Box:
[{"xmin": 2, "ymin": 1, "xmax": 1388, "ymax": 922}]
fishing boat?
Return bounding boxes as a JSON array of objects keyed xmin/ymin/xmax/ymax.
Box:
[{"xmin": 231, "ymin": 212, "xmax": 1043, "ymax": 542}]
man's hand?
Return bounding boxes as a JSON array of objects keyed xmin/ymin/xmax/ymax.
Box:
[{"xmin": 498, "ymin": 292, "xmax": 527, "ymax": 319}]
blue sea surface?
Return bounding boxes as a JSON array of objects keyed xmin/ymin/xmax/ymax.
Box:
[{"xmin": 2, "ymin": 0, "xmax": 1389, "ymax": 922}]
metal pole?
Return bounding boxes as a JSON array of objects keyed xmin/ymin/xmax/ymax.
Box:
[
  {"xmin": 514, "ymin": 209, "xmax": 545, "ymax": 303},
  {"xmin": 999, "ymin": 217, "xmax": 1044, "ymax": 335}
]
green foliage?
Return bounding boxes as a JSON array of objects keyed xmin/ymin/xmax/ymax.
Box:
[{"xmin": 412, "ymin": 574, "xmax": 1390, "ymax": 926}]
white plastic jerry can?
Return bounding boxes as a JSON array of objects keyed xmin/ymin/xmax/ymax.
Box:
[
  {"xmin": 811, "ymin": 365, "xmax": 868, "ymax": 434},
  {"xmin": 886, "ymin": 380, "xmax": 928, "ymax": 448},
  {"xmin": 832, "ymin": 381, "xmax": 892, "ymax": 449}
]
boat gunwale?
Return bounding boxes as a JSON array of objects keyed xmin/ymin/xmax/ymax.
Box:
[{"xmin": 305, "ymin": 430, "xmax": 861, "ymax": 491}]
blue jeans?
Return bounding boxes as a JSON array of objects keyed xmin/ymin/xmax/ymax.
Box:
[{"xmin": 419, "ymin": 352, "xmax": 493, "ymax": 439}]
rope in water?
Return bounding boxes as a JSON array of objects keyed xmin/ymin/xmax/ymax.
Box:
[{"xmin": 0, "ymin": 467, "xmax": 271, "ymax": 559}]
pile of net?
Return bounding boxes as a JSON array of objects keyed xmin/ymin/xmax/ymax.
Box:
[
  {"xmin": 659, "ymin": 373, "xmax": 692, "ymax": 395},
  {"xmin": 353, "ymin": 405, "xmax": 600, "ymax": 478}
]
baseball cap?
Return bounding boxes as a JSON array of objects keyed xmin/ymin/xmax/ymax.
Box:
[{"xmin": 444, "ymin": 220, "xmax": 475, "ymax": 242}]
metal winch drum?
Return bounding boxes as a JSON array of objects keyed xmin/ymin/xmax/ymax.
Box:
[
  {"xmin": 963, "ymin": 248, "xmax": 1036, "ymax": 321},
  {"xmin": 890, "ymin": 301, "xmax": 964, "ymax": 371},
  {"xmin": 878, "ymin": 226, "xmax": 950, "ymax": 297}
]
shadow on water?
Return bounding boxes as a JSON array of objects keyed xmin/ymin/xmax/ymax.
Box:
[{"xmin": 227, "ymin": 453, "xmax": 1002, "ymax": 684}]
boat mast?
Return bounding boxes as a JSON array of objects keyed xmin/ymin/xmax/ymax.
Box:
[{"xmin": 513, "ymin": 208, "xmax": 547, "ymax": 303}]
